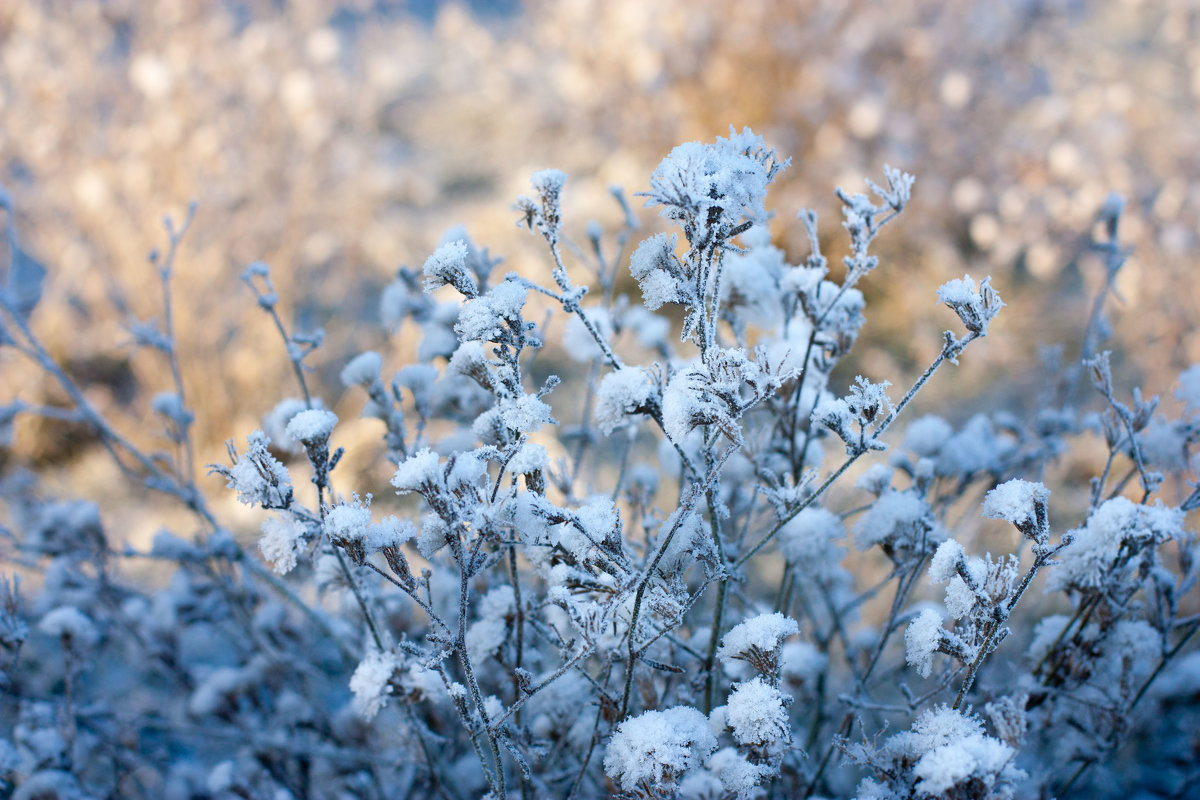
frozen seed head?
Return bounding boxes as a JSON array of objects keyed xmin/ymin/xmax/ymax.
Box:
[
  {"xmin": 937, "ymin": 274, "xmax": 1003, "ymax": 335},
  {"xmin": 286, "ymin": 408, "xmax": 338, "ymax": 445},
  {"xmin": 423, "ymin": 240, "xmax": 477, "ymax": 297}
]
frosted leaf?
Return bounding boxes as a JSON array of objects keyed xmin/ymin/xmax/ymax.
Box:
[
  {"xmin": 341, "ymin": 351, "xmax": 382, "ymax": 387},
  {"xmin": 724, "ymin": 676, "xmax": 789, "ymax": 746},
  {"xmin": 982, "ymin": 479, "xmax": 1049, "ymax": 526},
  {"xmin": 905, "ymin": 608, "xmax": 944, "ymax": 678},
  {"xmin": 595, "ymin": 367, "xmax": 655, "ymax": 434},
  {"xmin": 350, "ymin": 649, "xmax": 400, "ymax": 720},
  {"xmin": 717, "ymin": 613, "xmax": 799, "ymax": 666},
  {"xmin": 285, "ymin": 408, "xmax": 337, "ymax": 445},
  {"xmin": 259, "ymin": 514, "xmax": 308, "ymax": 575},
  {"xmin": 38, "ymin": 606, "xmax": 98, "ymax": 646},
  {"xmin": 391, "ymin": 448, "xmax": 441, "ymax": 493},
  {"xmin": 1175, "ymin": 364, "xmax": 1200, "ymax": 411},
  {"xmin": 604, "ymin": 706, "xmax": 717, "ymax": 794}
]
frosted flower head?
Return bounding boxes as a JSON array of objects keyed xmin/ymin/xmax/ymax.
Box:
[
  {"xmin": 717, "ymin": 613, "xmax": 799, "ymax": 675},
  {"xmin": 641, "ymin": 128, "xmax": 787, "ymax": 245},
  {"xmin": 422, "ymin": 240, "xmax": 477, "ymax": 297},
  {"xmin": 340, "ymin": 351, "xmax": 382, "ymax": 387},
  {"xmin": 1175, "ymin": 363, "xmax": 1200, "ymax": 412},
  {"xmin": 259, "ymin": 514, "xmax": 309, "ymax": 575},
  {"xmin": 212, "ymin": 430, "xmax": 292, "ymax": 509},
  {"xmin": 285, "ymin": 408, "xmax": 337, "ymax": 446},
  {"xmin": 905, "ymin": 608, "xmax": 945, "ymax": 678},
  {"xmin": 603, "ymin": 706, "xmax": 717, "ymax": 794},
  {"xmin": 39, "ymin": 606, "xmax": 98, "ymax": 647},
  {"xmin": 724, "ymin": 676, "xmax": 790, "ymax": 747},
  {"xmin": 391, "ymin": 448, "xmax": 442, "ymax": 495},
  {"xmin": 350, "ymin": 649, "xmax": 401, "ymax": 720},
  {"xmin": 516, "ymin": 169, "xmax": 568, "ymax": 244},
  {"xmin": 937, "ymin": 274, "xmax": 1003, "ymax": 335},
  {"xmin": 982, "ymin": 479, "xmax": 1049, "ymax": 541},
  {"xmin": 595, "ymin": 367, "xmax": 656, "ymax": 435}
]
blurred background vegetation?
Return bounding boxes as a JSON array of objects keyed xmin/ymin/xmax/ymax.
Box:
[{"xmin": 2, "ymin": 0, "xmax": 1197, "ymax": 542}]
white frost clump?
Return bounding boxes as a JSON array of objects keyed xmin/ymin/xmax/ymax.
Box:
[
  {"xmin": 929, "ymin": 539, "xmax": 966, "ymax": 583},
  {"xmin": 717, "ymin": 613, "xmax": 799, "ymax": 665},
  {"xmin": 901, "ymin": 414, "xmax": 953, "ymax": 457},
  {"xmin": 340, "ymin": 350, "xmax": 383, "ymax": 387},
  {"xmin": 222, "ymin": 431, "xmax": 292, "ymax": 508},
  {"xmin": 507, "ymin": 442, "xmax": 548, "ymax": 475},
  {"xmin": 349, "ymin": 649, "xmax": 400, "ymax": 720},
  {"xmin": 595, "ymin": 367, "xmax": 655, "ymax": 434},
  {"xmin": 982, "ymin": 479, "xmax": 1048, "ymax": 526},
  {"xmin": 1048, "ymin": 496, "xmax": 1183, "ymax": 592},
  {"xmin": 853, "ymin": 489, "xmax": 930, "ymax": 550},
  {"xmin": 629, "ymin": 233, "xmax": 682, "ymax": 310},
  {"xmin": 724, "ymin": 677, "xmax": 789, "ymax": 746},
  {"xmin": 936, "ymin": 274, "xmax": 1004, "ymax": 336},
  {"xmin": 779, "ymin": 507, "xmax": 845, "ymax": 579},
  {"xmin": 1174, "ymin": 363, "xmax": 1200, "ymax": 411},
  {"xmin": 905, "ymin": 608, "xmax": 945, "ymax": 678},
  {"xmin": 39, "ymin": 606, "xmax": 98, "ymax": 646},
  {"xmin": 499, "ymin": 394, "xmax": 554, "ymax": 434},
  {"xmin": 324, "ymin": 500, "xmax": 372, "ymax": 545},
  {"xmin": 259, "ymin": 514, "xmax": 308, "ymax": 575},
  {"xmin": 853, "ymin": 706, "xmax": 1024, "ymax": 799},
  {"xmin": 423, "ymin": 240, "xmax": 476, "ymax": 296},
  {"xmin": 391, "ymin": 448, "xmax": 442, "ymax": 493},
  {"xmin": 604, "ymin": 706, "xmax": 717, "ymax": 794},
  {"xmin": 466, "ymin": 586, "xmax": 516, "ymax": 663},
  {"xmin": 285, "ymin": 408, "xmax": 337, "ymax": 445}
]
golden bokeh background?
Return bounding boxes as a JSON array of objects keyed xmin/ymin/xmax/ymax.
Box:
[{"xmin": 2, "ymin": 0, "xmax": 1197, "ymax": 537}]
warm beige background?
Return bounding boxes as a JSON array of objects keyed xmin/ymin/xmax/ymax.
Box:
[{"xmin": 2, "ymin": 0, "xmax": 1197, "ymax": 538}]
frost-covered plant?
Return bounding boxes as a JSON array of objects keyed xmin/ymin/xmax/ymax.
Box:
[{"xmin": 0, "ymin": 130, "xmax": 1197, "ymax": 800}]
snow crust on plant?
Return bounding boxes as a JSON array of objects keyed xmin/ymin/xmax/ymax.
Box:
[
  {"xmin": 349, "ymin": 649, "xmax": 400, "ymax": 720},
  {"xmin": 717, "ymin": 613, "xmax": 799, "ymax": 664},
  {"xmin": 258, "ymin": 514, "xmax": 307, "ymax": 575},
  {"xmin": 982, "ymin": 478, "xmax": 1048, "ymax": 525},
  {"xmin": 1048, "ymin": 496, "xmax": 1183, "ymax": 591},
  {"xmin": 724, "ymin": 677, "xmax": 789, "ymax": 746},
  {"xmin": 594, "ymin": 366, "xmax": 654, "ymax": 434},
  {"xmin": 285, "ymin": 408, "xmax": 337, "ymax": 443},
  {"xmin": 38, "ymin": 606, "xmax": 98, "ymax": 646},
  {"xmin": 391, "ymin": 447, "xmax": 441, "ymax": 493},
  {"xmin": 603, "ymin": 706, "xmax": 717, "ymax": 793},
  {"xmin": 340, "ymin": 350, "xmax": 383, "ymax": 387},
  {"xmin": 1175, "ymin": 363, "xmax": 1200, "ymax": 410},
  {"xmin": 905, "ymin": 608, "xmax": 944, "ymax": 678}
]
